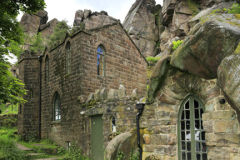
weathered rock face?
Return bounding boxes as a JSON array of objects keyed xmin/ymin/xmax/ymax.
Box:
[
  {"xmin": 123, "ymin": 0, "xmax": 161, "ymax": 57},
  {"xmin": 40, "ymin": 18, "xmax": 58, "ymax": 45},
  {"xmin": 218, "ymin": 44, "xmax": 240, "ymax": 123},
  {"xmin": 171, "ymin": 14, "xmax": 240, "ymax": 79},
  {"xmin": 73, "ymin": 9, "xmax": 118, "ymax": 30},
  {"xmin": 20, "ymin": 10, "xmax": 48, "ymax": 37}
]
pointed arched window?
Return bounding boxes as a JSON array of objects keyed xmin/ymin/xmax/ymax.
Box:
[
  {"xmin": 53, "ymin": 92, "xmax": 61, "ymax": 121},
  {"xmin": 97, "ymin": 45, "xmax": 105, "ymax": 77},
  {"xmin": 178, "ymin": 95, "xmax": 207, "ymax": 160},
  {"xmin": 66, "ymin": 42, "xmax": 71, "ymax": 74},
  {"xmin": 45, "ymin": 56, "xmax": 49, "ymax": 83}
]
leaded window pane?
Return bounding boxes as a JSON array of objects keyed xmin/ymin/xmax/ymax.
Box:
[
  {"xmin": 97, "ymin": 46, "xmax": 105, "ymax": 76},
  {"xmin": 54, "ymin": 93, "xmax": 61, "ymax": 121},
  {"xmin": 178, "ymin": 96, "xmax": 208, "ymax": 160}
]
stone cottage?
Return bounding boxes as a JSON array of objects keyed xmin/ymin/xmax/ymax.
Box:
[
  {"xmin": 17, "ymin": 18, "xmax": 148, "ymax": 159},
  {"xmin": 17, "ymin": 0, "xmax": 240, "ymax": 159}
]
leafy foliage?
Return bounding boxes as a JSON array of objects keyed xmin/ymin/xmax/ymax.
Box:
[
  {"xmin": 228, "ymin": 3, "xmax": 240, "ymax": 14},
  {"xmin": 29, "ymin": 32, "xmax": 45, "ymax": 52},
  {"xmin": 0, "ymin": 138, "xmax": 30, "ymax": 160},
  {"xmin": 146, "ymin": 56, "xmax": 161, "ymax": 63},
  {"xmin": 0, "ymin": 0, "xmax": 45, "ymax": 105},
  {"xmin": 47, "ymin": 20, "xmax": 71, "ymax": 47},
  {"xmin": 117, "ymin": 151, "xmax": 127, "ymax": 160},
  {"xmin": 129, "ymin": 148, "xmax": 139, "ymax": 160},
  {"xmin": 68, "ymin": 142, "xmax": 89, "ymax": 160},
  {"xmin": 0, "ymin": 56, "xmax": 26, "ymax": 104},
  {"xmin": 172, "ymin": 40, "xmax": 183, "ymax": 51}
]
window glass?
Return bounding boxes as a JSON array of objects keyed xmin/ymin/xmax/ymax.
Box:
[
  {"xmin": 97, "ymin": 45, "xmax": 104, "ymax": 76},
  {"xmin": 54, "ymin": 92, "xmax": 61, "ymax": 121},
  {"xmin": 178, "ymin": 96, "xmax": 207, "ymax": 160},
  {"xmin": 112, "ymin": 117, "xmax": 116, "ymax": 132}
]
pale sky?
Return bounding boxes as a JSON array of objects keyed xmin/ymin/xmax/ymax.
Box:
[
  {"xmin": 9, "ymin": 0, "xmax": 163, "ymax": 64},
  {"xmin": 17, "ymin": 0, "xmax": 163, "ymax": 25}
]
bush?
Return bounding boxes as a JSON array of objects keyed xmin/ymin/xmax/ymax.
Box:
[
  {"xmin": 47, "ymin": 20, "xmax": 71, "ymax": 47},
  {"xmin": 228, "ymin": 3, "xmax": 240, "ymax": 14},
  {"xmin": 146, "ymin": 56, "xmax": 161, "ymax": 63},
  {"xmin": 68, "ymin": 142, "xmax": 89, "ymax": 160},
  {"xmin": 172, "ymin": 40, "xmax": 183, "ymax": 51},
  {"xmin": 0, "ymin": 138, "xmax": 30, "ymax": 160}
]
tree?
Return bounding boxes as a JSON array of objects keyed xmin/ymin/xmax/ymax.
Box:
[
  {"xmin": 47, "ymin": 20, "xmax": 71, "ymax": 47},
  {"xmin": 0, "ymin": 0, "xmax": 46, "ymax": 104}
]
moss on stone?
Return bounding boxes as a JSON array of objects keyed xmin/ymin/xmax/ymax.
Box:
[
  {"xmin": 188, "ymin": 0, "xmax": 199, "ymax": 16},
  {"xmin": 233, "ymin": 42, "xmax": 240, "ymax": 55},
  {"xmin": 235, "ymin": 14, "xmax": 240, "ymax": 20}
]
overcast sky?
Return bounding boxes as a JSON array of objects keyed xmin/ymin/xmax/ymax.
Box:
[
  {"xmin": 10, "ymin": 0, "xmax": 163, "ymax": 64},
  {"xmin": 17, "ymin": 0, "xmax": 163, "ymax": 25}
]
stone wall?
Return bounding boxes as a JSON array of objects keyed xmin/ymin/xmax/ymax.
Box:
[
  {"xmin": 17, "ymin": 51, "xmax": 40, "ymax": 140},
  {"xmin": 139, "ymin": 60, "xmax": 240, "ymax": 159},
  {"xmin": 37, "ymin": 23, "xmax": 147, "ymax": 156}
]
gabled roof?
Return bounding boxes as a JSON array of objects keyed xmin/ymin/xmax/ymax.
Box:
[{"xmin": 41, "ymin": 21, "xmax": 149, "ymax": 65}]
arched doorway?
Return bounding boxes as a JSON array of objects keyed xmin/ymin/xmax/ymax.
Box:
[{"xmin": 178, "ymin": 95, "xmax": 208, "ymax": 160}]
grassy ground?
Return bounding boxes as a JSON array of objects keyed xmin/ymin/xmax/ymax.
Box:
[
  {"xmin": 0, "ymin": 126, "xmax": 90, "ymax": 160},
  {"xmin": 0, "ymin": 103, "xmax": 18, "ymax": 115}
]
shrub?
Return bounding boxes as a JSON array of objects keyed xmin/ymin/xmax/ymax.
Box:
[
  {"xmin": 68, "ymin": 142, "xmax": 89, "ymax": 160},
  {"xmin": 0, "ymin": 138, "xmax": 29, "ymax": 160},
  {"xmin": 47, "ymin": 20, "xmax": 71, "ymax": 47},
  {"xmin": 146, "ymin": 56, "xmax": 161, "ymax": 63},
  {"xmin": 29, "ymin": 32, "xmax": 45, "ymax": 52},
  {"xmin": 172, "ymin": 40, "xmax": 183, "ymax": 51},
  {"xmin": 228, "ymin": 3, "xmax": 240, "ymax": 14}
]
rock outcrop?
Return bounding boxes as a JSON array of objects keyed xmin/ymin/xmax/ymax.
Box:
[
  {"xmin": 20, "ymin": 10, "xmax": 48, "ymax": 37},
  {"xmin": 20, "ymin": 10, "xmax": 58, "ymax": 46},
  {"xmin": 147, "ymin": 0, "xmax": 240, "ymax": 122},
  {"xmin": 73, "ymin": 9, "xmax": 118, "ymax": 30},
  {"xmin": 123, "ymin": 0, "xmax": 161, "ymax": 57}
]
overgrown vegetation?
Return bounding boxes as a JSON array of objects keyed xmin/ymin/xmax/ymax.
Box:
[
  {"xmin": 188, "ymin": 0, "xmax": 199, "ymax": 16},
  {"xmin": 146, "ymin": 56, "xmax": 161, "ymax": 63},
  {"xmin": 210, "ymin": 3, "xmax": 240, "ymax": 14},
  {"xmin": 0, "ymin": 103, "xmax": 18, "ymax": 115},
  {"xmin": 68, "ymin": 142, "xmax": 90, "ymax": 160},
  {"xmin": 0, "ymin": 0, "xmax": 45, "ymax": 106},
  {"xmin": 0, "ymin": 127, "xmax": 91, "ymax": 159},
  {"xmin": 228, "ymin": 3, "xmax": 240, "ymax": 14},
  {"xmin": 47, "ymin": 20, "xmax": 71, "ymax": 47},
  {"xmin": 172, "ymin": 40, "xmax": 183, "ymax": 51}
]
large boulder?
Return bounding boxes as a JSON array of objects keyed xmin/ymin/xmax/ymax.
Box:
[
  {"xmin": 170, "ymin": 14, "xmax": 240, "ymax": 79},
  {"xmin": 123, "ymin": 0, "xmax": 160, "ymax": 57},
  {"xmin": 217, "ymin": 43, "xmax": 240, "ymax": 123},
  {"xmin": 20, "ymin": 10, "xmax": 48, "ymax": 37},
  {"xmin": 73, "ymin": 9, "xmax": 118, "ymax": 29},
  {"xmin": 40, "ymin": 18, "xmax": 58, "ymax": 45}
]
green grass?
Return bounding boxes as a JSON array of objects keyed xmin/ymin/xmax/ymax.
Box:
[
  {"xmin": 0, "ymin": 127, "xmax": 90, "ymax": 160},
  {"xmin": 0, "ymin": 103, "xmax": 18, "ymax": 115}
]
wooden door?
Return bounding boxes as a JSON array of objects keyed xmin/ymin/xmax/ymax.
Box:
[{"xmin": 91, "ymin": 115, "xmax": 104, "ymax": 160}]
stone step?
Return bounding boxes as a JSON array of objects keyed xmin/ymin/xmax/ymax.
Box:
[
  {"xmin": 28, "ymin": 153, "xmax": 46, "ymax": 156},
  {"xmin": 16, "ymin": 143, "xmax": 34, "ymax": 151}
]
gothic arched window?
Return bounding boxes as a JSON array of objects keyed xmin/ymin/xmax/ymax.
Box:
[
  {"xmin": 66, "ymin": 42, "xmax": 71, "ymax": 74},
  {"xmin": 53, "ymin": 92, "xmax": 61, "ymax": 121},
  {"xmin": 97, "ymin": 45, "xmax": 105, "ymax": 77},
  {"xmin": 178, "ymin": 95, "xmax": 207, "ymax": 160},
  {"xmin": 45, "ymin": 55, "xmax": 49, "ymax": 83}
]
